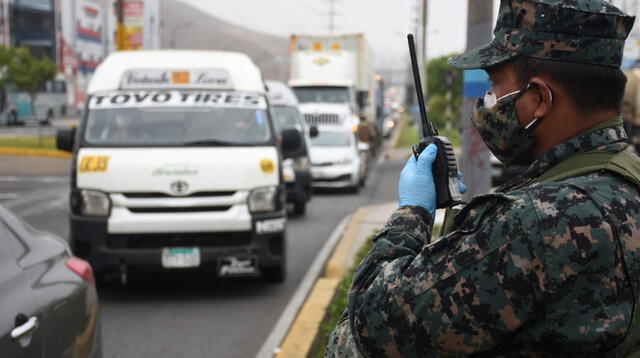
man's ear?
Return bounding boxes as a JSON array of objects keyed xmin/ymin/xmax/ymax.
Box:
[{"xmin": 529, "ymin": 77, "xmax": 553, "ymax": 119}]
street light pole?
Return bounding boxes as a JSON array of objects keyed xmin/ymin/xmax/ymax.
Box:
[{"xmin": 171, "ymin": 22, "xmax": 192, "ymax": 49}]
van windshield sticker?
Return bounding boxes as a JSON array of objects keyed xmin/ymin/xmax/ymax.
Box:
[
  {"xmin": 121, "ymin": 69, "xmax": 233, "ymax": 90},
  {"xmin": 88, "ymin": 91, "xmax": 267, "ymax": 109}
]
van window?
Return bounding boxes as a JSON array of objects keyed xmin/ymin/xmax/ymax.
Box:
[
  {"xmin": 272, "ymin": 106, "xmax": 303, "ymax": 134},
  {"xmin": 83, "ymin": 91, "xmax": 273, "ymax": 147}
]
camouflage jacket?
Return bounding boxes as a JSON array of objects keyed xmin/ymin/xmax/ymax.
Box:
[{"xmin": 327, "ymin": 121, "xmax": 640, "ymax": 357}]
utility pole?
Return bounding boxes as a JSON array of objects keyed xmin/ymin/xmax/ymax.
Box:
[
  {"xmin": 460, "ymin": 0, "xmax": 493, "ymax": 199},
  {"xmin": 115, "ymin": 0, "xmax": 125, "ymax": 50}
]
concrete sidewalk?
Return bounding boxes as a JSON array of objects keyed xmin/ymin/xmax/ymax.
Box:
[
  {"xmin": 0, "ymin": 154, "xmax": 71, "ymax": 176},
  {"xmin": 275, "ymin": 201, "xmax": 397, "ymax": 358}
]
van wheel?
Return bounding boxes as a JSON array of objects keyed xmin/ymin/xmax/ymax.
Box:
[{"xmin": 293, "ymin": 200, "xmax": 306, "ymax": 215}]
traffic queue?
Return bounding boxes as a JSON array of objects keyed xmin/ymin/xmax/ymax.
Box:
[{"xmin": 0, "ymin": 39, "xmax": 390, "ymax": 356}]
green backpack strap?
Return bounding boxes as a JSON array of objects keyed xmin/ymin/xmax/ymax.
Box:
[{"xmin": 532, "ymin": 150, "xmax": 640, "ymax": 186}]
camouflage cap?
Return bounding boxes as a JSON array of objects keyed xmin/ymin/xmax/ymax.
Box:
[{"xmin": 448, "ymin": 0, "xmax": 636, "ymax": 69}]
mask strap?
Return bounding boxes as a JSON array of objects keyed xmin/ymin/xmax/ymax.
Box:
[
  {"xmin": 495, "ymin": 88, "xmax": 523, "ymax": 102},
  {"xmin": 524, "ymin": 84, "xmax": 554, "ymax": 132}
]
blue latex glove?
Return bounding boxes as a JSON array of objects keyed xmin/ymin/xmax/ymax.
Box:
[{"xmin": 399, "ymin": 144, "xmax": 468, "ymax": 219}]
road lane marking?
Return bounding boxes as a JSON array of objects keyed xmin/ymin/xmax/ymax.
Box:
[{"xmin": 254, "ymin": 215, "xmax": 351, "ymax": 358}]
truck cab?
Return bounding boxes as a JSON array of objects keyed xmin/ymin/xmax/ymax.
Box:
[
  {"xmin": 288, "ymin": 34, "xmax": 375, "ymax": 133},
  {"xmin": 57, "ymin": 50, "xmax": 298, "ymax": 283}
]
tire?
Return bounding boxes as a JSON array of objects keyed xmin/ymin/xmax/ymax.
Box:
[
  {"xmin": 40, "ymin": 111, "xmax": 53, "ymax": 126},
  {"xmin": 349, "ymin": 184, "xmax": 360, "ymax": 194},
  {"xmin": 262, "ymin": 264, "xmax": 286, "ymax": 283},
  {"xmin": 293, "ymin": 199, "xmax": 306, "ymax": 215},
  {"xmin": 7, "ymin": 111, "xmax": 17, "ymax": 126}
]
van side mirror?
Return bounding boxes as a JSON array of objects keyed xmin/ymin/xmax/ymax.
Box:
[
  {"xmin": 281, "ymin": 128, "xmax": 302, "ymax": 153},
  {"xmin": 309, "ymin": 125, "xmax": 319, "ymax": 138},
  {"xmin": 57, "ymin": 128, "xmax": 76, "ymax": 152}
]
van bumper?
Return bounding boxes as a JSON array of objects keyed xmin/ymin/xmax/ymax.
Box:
[{"xmin": 69, "ymin": 211, "xmax": 286, "ymax": 276}]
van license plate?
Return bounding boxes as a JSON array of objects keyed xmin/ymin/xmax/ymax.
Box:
[
  {"xmin": 161, "ymin": 247, "xmax": 201, "ymax": 269},
  {"xmin": 218, "ymin": 256, "xmax": 258, "ymax": 277}
]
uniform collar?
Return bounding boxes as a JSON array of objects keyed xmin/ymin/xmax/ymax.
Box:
[{"xmin": 497, "ymin": 118, "xmax": 629, "ymax": 192}]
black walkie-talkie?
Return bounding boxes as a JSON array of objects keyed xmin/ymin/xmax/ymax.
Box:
[{"xmin": 407, "ymin": 34, "xmax": 462, "ymax": 209}]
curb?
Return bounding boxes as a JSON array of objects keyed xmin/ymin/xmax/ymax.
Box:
[
  {"xmin": 276, "ymin": 206, "xmax": 370, "ymax": 358},
  {"xmin": 0, "ymin": 147, "xmax": 72, "ymax": 158}
]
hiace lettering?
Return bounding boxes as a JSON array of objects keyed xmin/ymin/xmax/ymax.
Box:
[{"xmin": 88, "ymin": 90, "xmax": 267, "ymax": 109}]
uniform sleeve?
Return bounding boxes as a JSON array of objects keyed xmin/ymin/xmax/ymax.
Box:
[{"xmin": 347, "ymin": 200, "xmax": 547, "ymax": 357}]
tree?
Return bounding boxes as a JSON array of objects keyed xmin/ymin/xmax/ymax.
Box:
[
  {"xmin": 426, "ymin": 55, "xmax": 463, "ymax": 134},
  {"xmin": 10, "ymin": 47, "xmax": 58, "ymax": 122}
]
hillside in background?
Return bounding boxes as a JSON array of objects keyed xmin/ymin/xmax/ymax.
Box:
[{"xmin": 161, "ymin": 0, "xmax": 290, "ymax": 81}]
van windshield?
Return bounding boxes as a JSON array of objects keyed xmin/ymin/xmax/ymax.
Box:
[
  {"xmin": 83, "ymin": 91, "xmax": 273, "ymax": 147},
  {"xmin": 272, "ymin": 106, "xmax": 304, "ymax": 134}
]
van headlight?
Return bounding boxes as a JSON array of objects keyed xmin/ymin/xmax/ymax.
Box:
[
  {"xmin": 335, "ymin": 157, "xmax": 353, "ymax": 165},
  {"xmin": 248, "ymin": 187, "xmax": 277, "ymax": 213},
  {"xmin": 80, "ymin": 190, "xmax": 111, "ymax": 217},
  {"xmin": 292, "ymin": 157, "xmax": 310, "ymax": 172}
]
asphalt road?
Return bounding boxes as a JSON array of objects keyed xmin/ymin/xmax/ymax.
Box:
[{"xmin": 0, "ymin": 145, "xmax": 405, "ymax": 358}]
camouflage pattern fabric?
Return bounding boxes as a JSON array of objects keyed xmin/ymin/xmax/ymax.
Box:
[
  {"xmin": 325, "ymin": 122, "xmax": 640, "ymax": 357},
  {"xmin": 470, "ymin": 92, "xmax": 536, "ymax": 165},
  {"xmin": 448, "ymin": 0, "xmax": 635, "ymax": 69}
]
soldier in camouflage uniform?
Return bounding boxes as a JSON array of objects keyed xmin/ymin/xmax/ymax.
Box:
[{"xmin": 326, "ymin": 0, "xmax": 640, "ymax": 357}]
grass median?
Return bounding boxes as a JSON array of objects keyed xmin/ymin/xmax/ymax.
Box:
[
  {"xmin": 0, "ymin": 136, "xmax": 56, "ymax": 150},
  {"xmin": 312, "ymin": 238, "xmax": 374, "ymax": 357}
]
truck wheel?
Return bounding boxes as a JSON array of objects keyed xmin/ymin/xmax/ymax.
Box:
[
  {"xmin": 293, "ymin": 200, "xmax": 306, "ymax": 215},
  {"xmin": 262, "ymin": 264, "xmax": 286, "ymax": 283}
]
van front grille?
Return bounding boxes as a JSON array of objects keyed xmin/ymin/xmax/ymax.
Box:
[
  {"xmin": 123, "ymin": 191, "xmax": 236, "ymax": 198},
  {"xmin": 127, "ymin": 206, "xmax": 232, "ymax": 213}
]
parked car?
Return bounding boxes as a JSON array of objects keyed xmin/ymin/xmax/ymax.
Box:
[
  {"xmin": 0, "ymin": 204, "xmax": 101, "ymax": 357},
  {"xmin": 310, "ymin": 126, "xmax": 369, "ymax": 192}
]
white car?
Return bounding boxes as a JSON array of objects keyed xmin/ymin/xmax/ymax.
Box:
[{"xmin": 310, "ymin": 126, "xmax": 368, "ymax": 192}]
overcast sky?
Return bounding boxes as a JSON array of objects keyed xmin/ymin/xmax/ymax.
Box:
[
  {"xmin": 177, "ymin": 0, "xmax": 640, "ymax": 75},
  {"xmin": 178, "ymin": 0, "xmax": 485, "ymax": 72}
]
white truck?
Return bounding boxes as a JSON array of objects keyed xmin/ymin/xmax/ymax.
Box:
[
  {"xmin": 56, "ymin": 50, "xmax": 302, "ymax": 283},
  {"xmin": 289, "ymin": 34, "xmax": 377, "ymax": 131}
]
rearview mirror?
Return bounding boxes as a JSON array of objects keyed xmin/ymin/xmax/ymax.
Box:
[
  {"xmin": 56, "ymin": 128, "xmax": 76, "ymax": 152},
  {"xmin": 281, "ymin": 129, "xmax": 302, "ymax": 153},
  {"xmin": 309, "ymin": 125, "xmax": 319, "ymax": 138}
]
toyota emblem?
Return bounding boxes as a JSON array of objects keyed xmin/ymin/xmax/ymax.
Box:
[{"xmin": 170, "ymin": 180, "xmax": 189, "ymax": 195}]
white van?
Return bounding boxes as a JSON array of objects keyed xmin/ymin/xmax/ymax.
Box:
[
  {"xmin": 266, "ymin": 80, "xmax": 317, "ymax": 215},
  {"xmin": 57, "ymin": 50, "xmax": 301, "ymax": 283}
]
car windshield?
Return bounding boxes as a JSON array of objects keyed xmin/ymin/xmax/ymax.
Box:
[
  {"xmin": 293, "ymin": 87, "xmax": 349, "ymax": 104},
  {"xmin": 272, "ymin": 106, "xmax": 304, "ymax": 134},
  {"xmin": 311, "ymin": 131, "xmax": 351, "ymax": 147},
  {"xmin": 83, "ymin": 91, "xmax": 272, "ymax": 146}
]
